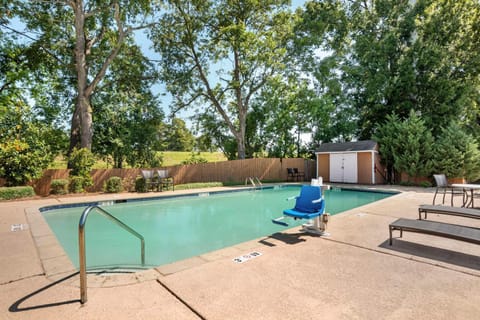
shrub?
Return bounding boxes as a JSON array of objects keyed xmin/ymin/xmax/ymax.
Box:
[
  {"xmin": 181, "ymin": 152, "xmax": 208, "ymax": 165},
  {"xmin": 50, "ymin": 179, "xmax": 69, "ymax": 195},
  {"xmin": 432, "ymin": 122, "xmax": 480, "ymax": 181},
  {"xmin": 103, "ymin": 176, "xmax": 123, "ymax": 193},
  {"xmin": 399, "ymin": 180, "xmax": 416, "ymax": 186},
  {"xmin": 175, "ymin": 182, "xmax": 223, "ymax": 190},
  {"xmin": 122, "ymin": 177, "xmax": 136, "ymax": 192},
  {"xmin": 68, "ymin": 148, "xmax": 95, "ymax": 191},
  {"xmin": 135, "ymin": 176, "xmax": 147, "ymax": 192},
  {"xmin": 419, "ymin": 181, "xmax": 432, "ymax": 188},
  {"xmin": 69, "ymin": 176, "xmax": 86, "ymax": 193},
  {"xmin": 0, "ymin": 186, "xmax": 35, "ymax": 200},
  {"xmin": 0, "ymin": 102, "xmax": 55, "ymax": 186}
]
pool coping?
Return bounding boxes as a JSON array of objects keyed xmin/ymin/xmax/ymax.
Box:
[{"xmin": 26, "ymin": 183, "xmax": 401, "ymax": 289}]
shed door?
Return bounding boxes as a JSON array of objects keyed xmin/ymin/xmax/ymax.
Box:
[{"xmin": 329, "ymin": 153, "xmax": 358, "ymax": 183}]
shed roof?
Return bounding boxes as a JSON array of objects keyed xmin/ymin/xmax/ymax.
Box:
[{"xmin": 316, "ymin": 140, "xmax": 377, "ymax": 153}]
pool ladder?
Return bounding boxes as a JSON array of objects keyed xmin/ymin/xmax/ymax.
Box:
[
  {"xmin": 245, "ymin": 176, "xmax": 262, "ymax": 188},
  {"xmin": 78, "ymin": 205, "xmax": 145, "ymax": 304}
]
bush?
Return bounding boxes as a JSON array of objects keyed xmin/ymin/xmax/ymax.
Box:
[
  {"xmin": 181, "ymin": 152, "xmax": 208, "ymax": 165},
  {"xmin": 432, "ymin": 122, "xmax": 480, "ymax": 181},
  {"xmin": 103, "ymin": 176, "xmax": 123, "ymax": 193},
  {"xmin": 175, "ymin": 182, "xmax": 223, "ymax": 190},
  {"xmin": 69, "ymin": 176, "xmax": 86, "ymax": 193},
  {"xmin": 68, "ymin": 148, "xmax": 95, "ymax": 191},
  {"xmin": 50, "ymin": 179, "xmax": 69, "ymax": 195},
  {"xmin": 0, "ymin": 186, "xmax": 35, "ymax": 200},
  {"xmin": 135, "ymin": 176, "xmax": 147, "ymax": 192},
  {"xmin": 419, "ymin": 181, "xmax": 432, "ymax": 188},
  {"xmin": 0, "ymin": 102, "xmax": 55, "ymax": 186}
]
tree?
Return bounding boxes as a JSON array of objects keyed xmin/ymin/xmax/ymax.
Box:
[
  {"xmin": 373, "ymin": 113, "xmax": 402, "ymax": 184},
  {"xmin": 151, "ymin": 0, "xmax": 293, "ymax": 159},
  {"xmin": 0, "ymin": 99, "xmax": 53, "ymax": 186},
  {"xmin": 8, "ymin": 0, "xmax": 155, "ymax": 156},
  {"xmin": 249, "ymin": 77, "xmax": 319, "ymax": 158},
  {"xmin": 393, "ymin": 110, "xmax": 434, "ymax": 180},
  {"xmin": 161, "ymin": 117, "xmax": 195, "ymax": 151},
  {"xmin": 433, "ymin": 122, "xmax": 480, "ymax": 182},
  {"xmin": 295, "ymin": 0, "xmax": 480, "ymax": 140},
  {"xmin": 92, "ymin": 43, "xmax": 164, "ymax": 168}
]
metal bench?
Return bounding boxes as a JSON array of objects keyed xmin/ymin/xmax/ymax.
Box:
[
  {"xmin": 418, "ymin": 205, "xmax": 480, "ymax": 220},
  {"xmin": 389, "ymin": 218, "xmax": 480, "ymax": 246}
]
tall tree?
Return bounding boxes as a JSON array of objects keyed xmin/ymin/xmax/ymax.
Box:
[
  {"xmin": 161, "ymin": 117, "xmax": 195, "ymax": 151},
  {"xmin": 7, "ymin": 0, "xmax": 155, "ymax": 155},
  {"xmin": 151, "ymin": 0, "xmax": 293, "ymax": 159},
  {"xmin": 295, "ymin": 0, "xmax": 480, "ymax": 140},
  {"xmin": 92, "ymin": 42, "xmax": 164, "ymax": 168}
]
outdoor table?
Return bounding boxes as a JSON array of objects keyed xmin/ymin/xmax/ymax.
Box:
[{"xmin": 451, "ymin": 183, "xmax": 480, "ymax": 208}]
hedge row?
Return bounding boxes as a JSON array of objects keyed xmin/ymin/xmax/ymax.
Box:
[{"xmin": 0, "ymin": 186, "xmax": 35, "ymax": 200}]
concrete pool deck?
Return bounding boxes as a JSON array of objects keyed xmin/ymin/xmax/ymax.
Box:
[{"xmin": 1, "ymin": 185, "xmax": 479, "ymax": 319}]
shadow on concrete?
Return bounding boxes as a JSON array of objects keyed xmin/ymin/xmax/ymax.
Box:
[
  {"xmin": 380, "ymin": 239, "xmax": 480, "ymax": 271},
  {"xmin": 9, "ymin": 272, "xmax": 80, "ymax": 312},
  {"xmin": 259, "ymin": 232, "xmax": 308, "ymax": 247}
]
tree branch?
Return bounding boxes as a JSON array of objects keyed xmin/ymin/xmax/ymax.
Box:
[
  {"xmin": 85, "ymin": 2, "xmax": 125, "ymax": 97},
  {"xmin": 0, "ymin": 23, "xmax": 64, "ymax": 64}
]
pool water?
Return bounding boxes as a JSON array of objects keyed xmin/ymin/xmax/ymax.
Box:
[{"xmin": 41, "ymin": 186, "xmax": 393, "ymax": 270}]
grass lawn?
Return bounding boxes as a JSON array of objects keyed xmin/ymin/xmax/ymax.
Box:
[{"xmin": 49, "ymin": 151, "xmax": 227, "ymax": 169}]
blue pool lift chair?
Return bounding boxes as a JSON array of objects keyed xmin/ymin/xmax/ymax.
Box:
[{"xmin": 272, "ymin": 185, "xmax": 330, "ymax": 235}]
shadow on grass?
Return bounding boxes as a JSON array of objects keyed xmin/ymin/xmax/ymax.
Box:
[
  {"xmin": 380, "ymin": 239, "xmax": 480, "ymax": 271},
  {"xmin": 9, "ymin": 272, "xmax": 80, "ymax": 312}
]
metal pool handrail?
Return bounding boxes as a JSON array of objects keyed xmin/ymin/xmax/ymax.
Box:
[{"xmin": 79, "ymin": 205, "xmax": 145, "ymax": 304}]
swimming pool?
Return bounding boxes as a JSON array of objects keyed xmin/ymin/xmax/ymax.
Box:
[{"xmin": 41, "ymin": 186, "xmax": 394, "ymax": 270}]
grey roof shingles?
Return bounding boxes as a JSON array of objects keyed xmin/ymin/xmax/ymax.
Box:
[{"xmin": 316, "ymin": 140, "xmax": 377, "ymax": 153}]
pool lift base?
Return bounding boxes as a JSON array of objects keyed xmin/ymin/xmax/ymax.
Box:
[{"xmin": 273, "ymin": 213, "xmax": 330, "ymax": 236}]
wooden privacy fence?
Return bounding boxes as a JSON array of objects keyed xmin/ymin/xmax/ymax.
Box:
[{"xmin": 33, "ymin": 158, "xmax": 316, "ymax": 196}]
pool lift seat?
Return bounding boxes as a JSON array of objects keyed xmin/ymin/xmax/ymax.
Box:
[{"xmin": 272, "ymin": 185, "xmax": 330, "ymax": 235}]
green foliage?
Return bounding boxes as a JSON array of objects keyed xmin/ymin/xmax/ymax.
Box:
[
  {"xmin": 50, "ymin": 179, "xmax": 69, "ymax": 195},
  {"xmin": 375, "ymin": 110, "xmax": 433, "ymax": 181},
  {"xmin": 68, "ymin": 148, "xmax": 95, "ymax": 191},
  {"xmin": 0, "ymin": 186, "xmax": 35, "ymax": 200},
  {"xmin": 393, "ymin": 110, "xmax": 434, "ymax": 179},
  {"xmin": 432, "ymin": 122, "xmax": 480, "ymax": 181},
  {"xmin": 69, "ymin": 176, "xmax": 86, "ymax": 194},
  {"xmin": 175, "ymin": 182, "xmax": 224, "ymax": 190},
  {"xmin": 181, "ymin": 152, "xmax": 208, "ymax": 165},
  {"xmin": 151, "ymin": 0, "xmax": 293, "ymax": 159},
  {"xmin": 419, "ymin": 181, "xmax": 432, "ymax": 188},
  {"xmin": 295, "ymin": 0, "xmax": 480, "ymax": 140},
  {"xmin": 0, "ymin": 101, "xmax": 53, "ymax": 186},
  {"xmin": 135, "ymin": 176, "xmax": 147, "ymax": 193},
  {"xmin": 7, "ymin": 0, "xmax": 156, "ymax": 152},
  {"xmin": 162, "ymin": 118, "xmax": 195, "ymax": 152},
  {"xmin": 103, "ymin": 176, "xmax": 123, "ymax": 193},
  {"xmin": 149, "ymin": 152, "xmax": 164, "ymax": 168},
  {"xmin": 92, "ymin": 44, "xmax": 164, "ymax": 168},
  {"xmin": 399, "ymin": 180, "xmax": 416, "ymax": 187}
]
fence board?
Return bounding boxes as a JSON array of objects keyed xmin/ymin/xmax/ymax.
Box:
[{"xmin": 29, "ymin": 158, "xmax": 315, "ymax": 196}]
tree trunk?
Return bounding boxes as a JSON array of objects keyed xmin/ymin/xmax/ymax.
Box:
[
  {"xmin": 234, "ymin": 48, "xmax": 247, "ymax": 160},
  {"xmin": 69, "ymin": 102, "xmax": 81, "ymax": 155},
  {"xmin": 70, "ymin": 0, "xmax": 91, "ymax": 154},
  {"xmin": 79, "ymin": 97, "xmax": 93, "ymax": 149}
]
